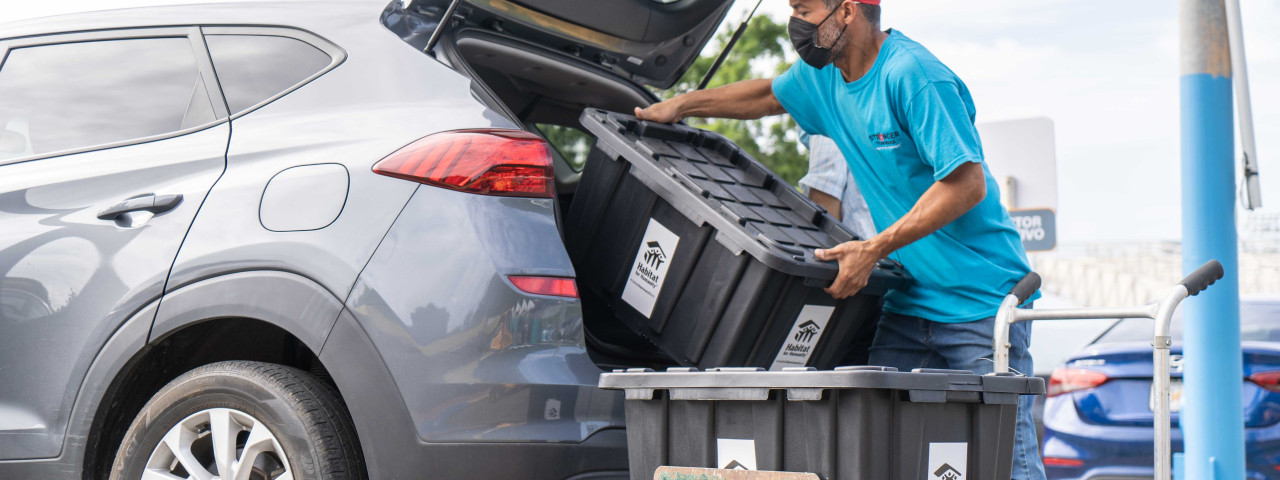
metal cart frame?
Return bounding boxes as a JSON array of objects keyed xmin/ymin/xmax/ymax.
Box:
[{"xmin": 992, "ymin": 260, "xmax": 1224, "ymax": 480}]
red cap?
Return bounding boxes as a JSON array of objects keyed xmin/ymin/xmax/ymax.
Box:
[{"xmin": 854, "ymin": 0, "xmax": 881, "ymax": 5}]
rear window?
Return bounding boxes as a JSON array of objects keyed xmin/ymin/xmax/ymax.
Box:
[
  {"xmin": 1095, "ymin": 301, "xmax": 1280, "ymax": 344},
  {"xmin": 205, "ymin": 34, "xmax": 331, "ymax": 115},
  {"xmin": 0, "ymin": 37, "xmax": 212, "ymax": 160}
]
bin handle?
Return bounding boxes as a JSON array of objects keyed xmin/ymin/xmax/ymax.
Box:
[
  {"xmin": 666, "ymin": 167, "xmax": 708, "ymax": 197},
  {"xmin": 754, "ymin": 233, "xmax": 805, "ymax": 256}
]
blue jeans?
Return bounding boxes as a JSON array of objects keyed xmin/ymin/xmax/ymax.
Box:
[{"xmin": 868, "ymin": 312, "xmax": 1047, "ymax": 480}]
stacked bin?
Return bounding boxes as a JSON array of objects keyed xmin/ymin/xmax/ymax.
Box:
[
  {"xmin": 566, "ymin": 110, "xmax": 909, "ymax": 369},
  {"xmin": 599, "ymin": 366, "xmax": 1045, "ymax": 480}
]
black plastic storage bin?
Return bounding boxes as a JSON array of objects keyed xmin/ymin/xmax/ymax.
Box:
[
  {"xmin": 566, "ymin": 110, "xmax": 909, "ymax": 370},
  {"xmin": 599, "ymin": 367, "xmax": 1045, "ymax": 480}
]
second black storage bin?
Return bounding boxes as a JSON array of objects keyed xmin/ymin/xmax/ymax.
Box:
[
  {"xmin": 566, "ymin": 110, "xmax": 909, "ymax": 370},
  {"xmin": 599, "ymin": 367, "xmax": 1046, "ymax": 480}
]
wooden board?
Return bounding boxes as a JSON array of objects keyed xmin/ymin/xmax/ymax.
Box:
[{"xmin": 654, "ymin": 466, "xmax": 820, "ymax": 480}]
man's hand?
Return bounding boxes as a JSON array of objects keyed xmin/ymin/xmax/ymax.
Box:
[
  {"xmin": 631, "ymin": 79, "xmax": 785, "ymax": 124},
  {"xmin": 814, "ymin": 241, "xmax": 882, "ymax": 299},
  {"xmin": 635, "ymin": 99, "xmax": 683, "ymax": 124},
  {"xmin": 814, "ymin": 162, "xmax": 988, "ymax": 300}
]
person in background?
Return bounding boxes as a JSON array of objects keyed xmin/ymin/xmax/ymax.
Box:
[{"xmin": 800, "ymin": 133, "xmax": 876, "ymax": 240}]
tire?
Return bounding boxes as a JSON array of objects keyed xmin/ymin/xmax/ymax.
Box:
[{"xmin": 110, "ymin": 361, "xmax": 365, "ymax": 480}]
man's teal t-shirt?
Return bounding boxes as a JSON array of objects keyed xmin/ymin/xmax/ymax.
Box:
[{"xmin": 772, "ymin": 29, "xmax": 1038, "ymax": 323}]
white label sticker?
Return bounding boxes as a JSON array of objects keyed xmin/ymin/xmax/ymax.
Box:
[
  {"xmin": 621, "ymin": 218, "xmax": 680, "ymax": 317},
  {"xmin": 927, "ymin": 443, "xmax": 967, "ymax": 480},
  {"xmin": 544, "ymin": 398, "xmax": 561, "ymax": 420},
  {"xmin": 716, "ymin": 438, "xmax": 757, "ymax": 471},
  {"xmin": 769, "ymin": 305, "xmax": 837, "ymax": 371}
]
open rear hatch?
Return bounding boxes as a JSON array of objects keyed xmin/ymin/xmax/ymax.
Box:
[{"xmin": 404, "ymin": 0, "xmax": 733, "ymax": 88}]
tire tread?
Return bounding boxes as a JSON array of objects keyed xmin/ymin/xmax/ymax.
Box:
[{"xmin": 109, "ymin": 360, "xmax": 366, "ymax": 480}]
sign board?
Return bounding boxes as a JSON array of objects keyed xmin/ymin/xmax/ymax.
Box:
[
  {"xmin": 976, "ymin": 118, "xmax": 1058, "ymax": 251},
  {"xmin": 1009, "ymin": 209, "xmax": 1056, "ymax": 251}
]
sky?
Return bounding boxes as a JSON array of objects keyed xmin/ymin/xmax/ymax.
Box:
[
  {"xmin": 2, "ymin": 0, "xmax": 1278, "ymax": 243},
  {"xmin": 732, "ymin": 0, "xmax": 1280, "ymax": 243}
]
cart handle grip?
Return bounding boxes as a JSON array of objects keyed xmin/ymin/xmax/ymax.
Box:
[
  {"xmin": 1180, "ymin": 260, "xmax": 1224, "ymax": 297},
  {"xmin": 1008, "ymin": 272, "xmax": 1041, "ymax": 305}
]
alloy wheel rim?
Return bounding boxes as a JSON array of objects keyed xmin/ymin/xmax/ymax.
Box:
[{"xmin": 143, "ymin": 407, "xmax": 293, "ymax": 480}]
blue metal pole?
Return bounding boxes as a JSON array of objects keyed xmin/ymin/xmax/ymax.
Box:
[{"xmin": 1179, "ymin": 1, "xmax": 1244, "ymax": 479}]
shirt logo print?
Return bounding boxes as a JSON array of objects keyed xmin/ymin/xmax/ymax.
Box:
[{"xmin": 868, "ymin": 131, "xmax": 901, "ymax": 151}]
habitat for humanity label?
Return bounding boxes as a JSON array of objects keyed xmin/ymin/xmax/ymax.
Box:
[
  {"xmin": 769, "ymin": 305, "xmax": 836, "ymax": 370},
  {"xmin": 621, "ymin": 218, "xmax": 680, "ymax": 318},
  {"xmin": 716, "ymin": 438, "xmax": 757, "ymax": 470},
  {"xmin": 927, "ymin": 443, "xmax": 967, "ymax": 480}
]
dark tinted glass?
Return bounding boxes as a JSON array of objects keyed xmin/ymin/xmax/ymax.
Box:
[
  {"xmin": 205, "ymin": 35, "xmax": 330, "ymax": 115},
  {"xmin": 535, "ymin": 123, "xmax": 593, "ymax": 171},
  {"xmin": 1095, "ymin": 300, "xmax": 1280, "ymax": 344},
  {"xmin": 0, "ymin": 37, "xmax": 212, "ymax": 160}
]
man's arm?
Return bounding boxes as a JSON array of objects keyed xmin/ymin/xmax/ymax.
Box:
[
  {"xmin": 809, "ymin": 189, "xmax": 842, "ymax": 221},
  {"xmin": 814, "ymin": 161, "xmax": 987, "ymax": 298},
  {"xmin": 635, "ymin": 78, "xmax": 785, "ymax": 124}
]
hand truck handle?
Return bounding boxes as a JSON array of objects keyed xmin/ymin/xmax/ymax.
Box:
[
  {"xmin": 1008, "ymin": 272, "xmax": 1042, "ymax": 305},
  {"xmin": 992, "ymin": 272, "xmax": 1039, "ymax": 375},
  {"xmin": 1153, "ymin": 259, "xmax": 1221, "ymax": 480},
  {"xmin": 1179, "ymin": 260, "xmax": 1224, "ymax": 297}
]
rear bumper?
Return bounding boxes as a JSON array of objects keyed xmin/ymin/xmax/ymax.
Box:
[
  {"xmin": 1042, "ymin": 397, "xmax": 1280, "ymax": 480},
  {"xmin": 322, "ymin": 308, "xmax": 629, "ymax": 480}
]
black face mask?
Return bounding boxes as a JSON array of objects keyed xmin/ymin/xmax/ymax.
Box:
[{"xmin": 788, "ymin": 6, "xmax": 848, "ymax": 68}]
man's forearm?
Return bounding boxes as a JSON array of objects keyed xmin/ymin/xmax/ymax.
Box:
[
  {"xmin": 675, "ymin": 78, "xmax": 785, "ymax": 120},
  {"xmin": 809, "ymin": 189, "xmax": 842, "ymax": 221},
  {"xmin": 865, "ymin": 162, "xmax": 987, "ymax": 258}
]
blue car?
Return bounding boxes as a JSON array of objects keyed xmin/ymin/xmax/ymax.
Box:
[{"xmin": 1041, "ymin": 298, "xmax": 1280, "ymax": 479}]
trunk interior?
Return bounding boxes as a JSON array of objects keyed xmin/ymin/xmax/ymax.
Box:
[{"xmin": 435, "ymin": 27, "xmax": 682, "ymax": 369}]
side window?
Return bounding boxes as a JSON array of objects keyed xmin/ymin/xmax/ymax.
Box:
[
  {"xmin": 535, "ymin": 124, "xmax": 594, "ymax": 171},
  {"xmin": 205, "ymin": 35, "xmax": 331, "ymax": 115},
  {"xmin": 0, "ymin": 37, "xmax": 214, "ymax": 161}
]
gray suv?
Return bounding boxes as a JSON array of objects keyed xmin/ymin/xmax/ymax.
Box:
[{"xmin": 0, "ymin": 0, "xmax": 732, "ymax": 478}]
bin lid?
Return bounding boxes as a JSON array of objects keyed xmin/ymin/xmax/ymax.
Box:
[
  {"xmin": 599, "ymin": 366, "xmax": 1046, "ymax": 402},
  {"xmin": 582, "ymin": 109, "xmax": 911, "ymax": 291}
]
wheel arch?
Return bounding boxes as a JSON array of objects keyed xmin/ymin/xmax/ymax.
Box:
[{"xmin": 78, "ymin": 270, "xmax": 354, "ymax": 479}]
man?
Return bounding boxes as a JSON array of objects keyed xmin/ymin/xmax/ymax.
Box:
[
  {"xmin": 634, "ymin": 1, "xmax": 1045, "ymax": 478},
  {"xmin": 801, "ymin": 133, "xmax": 876, "ymax": 240}
]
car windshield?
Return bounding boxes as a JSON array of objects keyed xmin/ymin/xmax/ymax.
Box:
[{"xmin": 1094, "ymin": 301, "xmax": 1280, "ymax": 344}]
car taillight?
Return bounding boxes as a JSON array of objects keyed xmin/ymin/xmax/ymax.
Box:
[
  {"xmin": 1248, "ymin": 371, "xmax": 1280, "ymax": 392},
  {"xmin": 1042, "ymin": 457, "xmax": 1085, "ymax": 467},
  {"xmin": 508, "ymin": 275, "xmax": 578, "ymax": 298},
  {"xmin": 373, "ymin": 129, "xmax": 553, "ymax": 198},
  {"xmin": 1047, "ymin": 368, "xmax": 1109, "ymax": 397}
]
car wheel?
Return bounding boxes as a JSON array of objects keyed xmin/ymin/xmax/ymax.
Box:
[{"xmin": 110, "ymin": 360, "xmax": 365, "ymax": 480}]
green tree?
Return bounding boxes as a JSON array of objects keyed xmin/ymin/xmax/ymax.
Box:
[{"xmin": 662, "ymin": 15, "xmax": 808, "ymax": 186}]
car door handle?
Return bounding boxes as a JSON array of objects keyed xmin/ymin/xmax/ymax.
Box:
[{"xmin": 97, "ymin": 194, "xmax": 183, "ymax": 221}]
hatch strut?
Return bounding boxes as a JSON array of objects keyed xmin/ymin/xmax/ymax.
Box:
[
  {"xmin": 696, "ymin": 0, "xmax": 765, "ymax": 91},
  {"xmin": 424, "ymin": 0, "xmax": 465, "ymax": 54}
]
